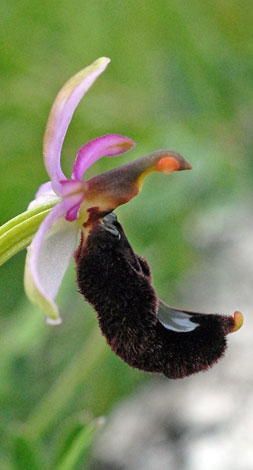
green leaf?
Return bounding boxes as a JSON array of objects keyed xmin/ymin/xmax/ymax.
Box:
[
  {"xmin": 56, "ymin": 418, "xmax": 104, "ymax": 470},
  {"xmin": 52, "ymin": 416, "xmax": 85, "ymax": 466},
  {"xmin": 12, "ymin": 434, "xmax": 45, "ymax": 470},
  {"xmin": 25, "ymin": 327, "xmax": 107, "ymax": 440}
]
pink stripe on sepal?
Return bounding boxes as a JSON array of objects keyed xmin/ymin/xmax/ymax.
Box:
[{"xmin": 43, "ymin": 58, "xmax": 111, "ymax": 195}]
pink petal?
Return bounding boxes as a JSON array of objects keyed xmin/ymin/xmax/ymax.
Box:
[
  {"xmin": 65, "ymin": 203, "xmax": 82, "ymax": 222},
  {"xmin": 24, "ymin": 202, "xmax": 80, "ymax": 323},
  {"xmin": 43, "ymin": 57, "xmax": 110, "ymax": 195},
  {"xmin": 60, "ymin": 179, "xmax": 86, "ymax": 196},
  {"xmin": 60, "ymin": 180, "xmax": 87, "ymax": 221},
  {"xmin": 72, "ymin": 134, "xmax": 136, "ymax": 181}
]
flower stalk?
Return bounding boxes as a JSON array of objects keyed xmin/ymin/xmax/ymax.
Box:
[{"xmin": 0, "ymin": 201, "xmax": 59, "ymax": 266}]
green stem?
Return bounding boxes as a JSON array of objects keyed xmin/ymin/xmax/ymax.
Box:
[
  {"xmin": 0, "ymin": 201, "xmax": 59, "ymax": 266},
  {"xmin": 25, "ymin": 326, "xmax": 107, "ymax": 440}
]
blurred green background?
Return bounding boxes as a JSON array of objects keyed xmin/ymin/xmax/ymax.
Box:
[{"xmin": 0, "ymin": 0, "xmax": 252, "ymax": 468}]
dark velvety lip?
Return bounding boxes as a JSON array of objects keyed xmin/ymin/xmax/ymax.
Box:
[{"xmin": 75, "ymin": 212, "xmax": 243, "ymax": 379}]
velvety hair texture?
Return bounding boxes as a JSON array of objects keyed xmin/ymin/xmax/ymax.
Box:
[{"xmin": 75, "ymin": 216, "xmax": 235, "ymax": 379}]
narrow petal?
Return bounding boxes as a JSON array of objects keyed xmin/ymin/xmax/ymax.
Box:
[
  {"xmin": 24, "ymin": 203, "xmax": 80, "ymax": 323},
  {"xmin": 65, "ymin": 203, "xmax": 83, "ymax": 222},
  {"xmin": 72, "ymin": 134, "xmax": 136, "ymax": 181},
  {"xmin": 43, "ymin": 57, "xmax": 110, "ymax": 194},
  {"xmin": 60, "ymin": 180, "xmax": 87, "ymax": 221}
]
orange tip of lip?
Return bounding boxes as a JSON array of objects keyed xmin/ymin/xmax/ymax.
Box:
[
  {"xmin": 156, "ymin": 156, "xmax": 180, "ymax": 173},
  {"xmin": 156, "ymin": 155, "xmax": 192, "ymax": 173},
  {"xmin": 231, "ymin": 311, "xmax": 244, "ymax": 333}
]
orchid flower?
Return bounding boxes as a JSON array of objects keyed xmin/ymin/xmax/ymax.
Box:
[
  {"xmin": 0, "ymin": 57, "xmax": 193, "ymax": 324},
  {"xmin": 0, "ymin": 57, "xmax": 243, "ymax": 379}
]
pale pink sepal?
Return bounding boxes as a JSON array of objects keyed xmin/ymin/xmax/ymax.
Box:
[
  {"xmin": 72, "ymin": 134, "xmax": 136, "ymax": 181},
  {"xmin": 43, "ymin": 57, "xmax": 111, "ymax": 195},
  {"xmin": 27, "ymin": 182, "xmax": 60, "ymax": 211},
  {"xmin": 35, "ymin": 181, "xmax": 55, "ymax": 198},
  {"xmin": 24, "ymin": 202, "xmax": 80, "ymax": 323}
]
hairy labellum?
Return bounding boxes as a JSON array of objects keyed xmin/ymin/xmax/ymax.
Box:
[{"xmin": 75, "ymin": 214, "xmax": 243, "ymax": 379}]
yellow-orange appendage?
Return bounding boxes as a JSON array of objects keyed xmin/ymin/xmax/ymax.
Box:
[{"xmin": 231, "ymin": 311, "xmax": 244, "ymax": 333}]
